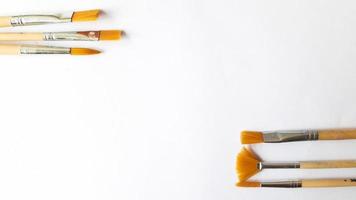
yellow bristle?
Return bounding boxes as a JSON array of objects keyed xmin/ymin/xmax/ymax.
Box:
[
  {"xmin": 240, "ymin": 130, "xmax": 264, "ymax": 144},
  {"xmin": 99, "ymin": 30, "xmax": 122, "ymax": 40},
  {"xmin": 70, "ymin": 48, "xmax": 101, "ymax": 55},
  {"xmin": 72, "ymin": 9, "xmax": 101, "ymax": 22},
  {"xmin": 236, "ymin": 181, "xmax": 261, "ymax": 187},
  {"xmin": 236, "ymin": 147, "xmax": 261, "ymax": 181}
]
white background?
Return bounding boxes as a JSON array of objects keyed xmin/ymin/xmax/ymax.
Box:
[{"xmin": 0, "ymin": 0, "xmax": 356, "ymax": 199}]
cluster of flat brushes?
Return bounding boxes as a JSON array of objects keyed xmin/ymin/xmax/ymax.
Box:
[
  {"xmin": 0, "ymin": 9, "xmax": 122, "ymax": 55},
  {"xmin": 236, "ymin": 129, "xmax": 356, "ymax": 188}
]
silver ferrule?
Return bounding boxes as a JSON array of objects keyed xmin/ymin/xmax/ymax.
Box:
[
  {"xmin": 262, "ymin": 130, "xmax": 318, "ymax": 143},
  {"xmin": 20, "ymin": 45, "xmax": 70, "ymax": 55},
  {"xmin": 10, "ymin": 15, "xmax": 71, "ymax": 26},
  {"xmin": 43, "ymin": 32, "xmax": 99, "ymax": 41},
  {"xmin": 258, "ymin": 162, "xmax": 300, "ymax": 170},
  {"xmin": 261, "ymin": 181, "xmax": 302, "ymax": 188}
]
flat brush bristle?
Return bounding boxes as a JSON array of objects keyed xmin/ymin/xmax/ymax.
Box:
[
  {"xmin": 72, "ymin": 9, "xmax": 101, "ymax": 22},
  {"xmin": 99, "ymin": 30, "xmax": 122, "ymax": 40},
  {"xmin": 236, "ymin": 147, "xmax": 261, "ymax": 181},
  {"xmin": 241, "ymin": 130, "xmax": 263, "ymax": 144},
  {"xmin": 70, "ymin": 48, "xmax": 101, "ymax": 55},
  {"xmin": 236, "ymin": 181, "xmax": 261, "ymax": 187}
]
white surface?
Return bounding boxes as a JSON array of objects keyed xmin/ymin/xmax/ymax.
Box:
[{"xmin": 0, "ymin": 0, "xmax": 356, "ymax": 199}]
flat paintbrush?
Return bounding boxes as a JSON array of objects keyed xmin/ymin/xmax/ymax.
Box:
[
  {"xmin": 0, "ymin": 30, "xmax": 121, "ymax": 41},
  {"xmin": 0, "ymin": 44, "xmax": 100, "ymax": 55},
  {"xmin": 241, "ymin": 129, "xmax": 356, "ymax": 144},
  {"xmin": 0, "ymin": 9, "xmax": 100, "ymax": 27},
  {"xmin": 236, "ymin": 147, "xmax": 356, "ymax": 181}
]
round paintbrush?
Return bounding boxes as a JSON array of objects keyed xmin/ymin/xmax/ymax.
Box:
[
  {"xmin": 237, "ymin": 179, "xmax": 356, "ymax": 188},
  {"xmin": 0, "ymin": 44, "xmax": 100, "ymax": 55}
]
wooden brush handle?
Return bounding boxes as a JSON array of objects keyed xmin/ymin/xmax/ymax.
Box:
[
  {"xmin": 0, "ymin": 33, "xmax": 43, "ymax": 41},
  {"xmin": 0, "ymin": 17, "xmax": 12, "ymax": 27},
  {"xmin": 301, "ymin": 161, "xmax": 356, "ymax": 168},
  {"xmin": 0, "ymin": 44, "xmax": 21, "ymax": 55},
  {"xmin": 318, "ymin": 129, "xmax": 356, "ymax": 140},
  {"xmin": 302, "ymin": 179, "xmax": 356, "ymax": 187}
]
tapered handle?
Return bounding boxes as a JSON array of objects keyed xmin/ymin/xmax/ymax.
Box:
[
  {"xmin": 302, "ymin": 179, "xmax": 356, "ymax": 187},
  {"xmin": 0, "ymin": 17, "xmax": 11, "ymax": 27},
  {"xmin": 301, "ymin": 161, "xmax": 356, "ymax": 168},
  {"xmin": 0, "ymin": 44, "xmax": 21, "ymax": 55},
  {"xmin": 0, "ymin": 33, "xmax": 43, "ymax": 41},
  {"xmin": 318, "ymin": 129, "xmax": 356, "ymax": 140}
]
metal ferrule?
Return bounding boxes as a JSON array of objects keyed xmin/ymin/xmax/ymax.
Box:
[
  {"xmin": 10, "ymin": 15, "xmax": 71, "ymax": 26},
  {"xmin": 43, "ymin": 32, "xmax": 100, "ymax": 41},
  {"xmin": 258, "ymin": 162, "xmax": 300, "ymax": 170},
  {"xmin": 262, "ymin": 130, "xmax": 318, "ymax": 143},
  {"xmin": 261, "ymin": 181, "xmax": 302, "ymax": 188},
  {"xmin": 20, "ymin": 45, "xmax": 70, "ymax": 54}
]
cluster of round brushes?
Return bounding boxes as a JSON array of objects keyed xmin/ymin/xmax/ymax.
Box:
[
  {"xmin": 236, "ymin": 129, "xmax": 356, "ymax": 188},
  {"xmin": 0, "ymin": 9, "xmax": 122, "ymax": 55}
]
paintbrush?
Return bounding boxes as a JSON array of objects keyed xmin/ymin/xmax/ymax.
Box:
[
  {"xmin": 236, "ymin": 147, "xmax": 356, "ymax": 181},
  {"xmin": 237, "ymin": 179, "xmax": 356, "ymax": 188},
  {"xmin": 0, "ymin": 30, "xmax": 121, "ymax": 41},
  {"xmin": 0, "ymin": 9, "xmax": 100, "ymax": 27},
  {"xmin": 241, "ymin": 129, "xmax": 356, "ymax": 144},
  {"xmin": 0, "ymin": 44, "xmax": 100, "ymax": 55}
]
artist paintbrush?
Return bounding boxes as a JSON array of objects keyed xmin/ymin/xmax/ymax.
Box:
[
  {"xmin": 236, "ymin": 147, "xmax": 356, "ymax": 181},
  {"xmin": 241, "ymin": 129, "xmax": 356, "ymax": 144},
  {"xmin": 0, "ymin": 44, "xmax": 100, "ymax": 55},
  {"xmin": 0, "ymin": 30, "xmax": 121, "ymax": 41},
  {"xmin": 0, "ymin": 9, "xmax": 100, "ymax": 27},
  {"xmin": 237, "ymin": 179, "xmax": 356, "ymax": 188}
]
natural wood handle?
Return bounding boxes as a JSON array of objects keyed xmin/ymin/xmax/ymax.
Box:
[
  {"xmin": 318, "ymin": 129, "xmax": 356, "ymax": 140},
  {"xmin": 302, "ymin": 179, "xmax": 356, "ymax": 187},
  {"xmin": 301, "ymin": 161, "xmax": 356, "ymax": 168},
  {"xmin": 0, "ymin": 33, "xmax": 43, "ymax": 41},
  {"xmin": 0, "ymin": 44, "xmax": 21, "ymax": 55},
  {"xmin": 0, "ymin": 17, "xmax": 12, "ymax": 27}
]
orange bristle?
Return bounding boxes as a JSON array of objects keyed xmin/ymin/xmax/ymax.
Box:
[
  {"xmin": 99, "ymin": 30, "xmax": 122, "ymax": 40},
  {"xmin": 72, "ymin": 9, "xmax": 101, "ymax": 22},
  {"xmin": 236, "ymin": 181, "xmax": 261, "ymax": 187},
  {"xmin": 70, "ymin": 48, "xmax": 101, "ymax": 55},
  {"xmin": 240, "ymin": 130, "xmax": 264, "ymax": 144},
  {"xmin": 236, "ymin": 147, "xmax": 261, "ymax": 181}
]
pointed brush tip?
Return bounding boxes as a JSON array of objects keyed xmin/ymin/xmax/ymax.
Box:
[{"xmin": 70, "ymin": 48, "xmax": 101, "ymax": 55}]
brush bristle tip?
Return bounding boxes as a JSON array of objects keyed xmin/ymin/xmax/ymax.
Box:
[
  {"xmin": 236, "ymin": 181, "xmax": 260, "ymax": 187},
  {"xmin": 99, "ymin": 30, "xmax": 122, "ymax": 40},
  {"xmin": 70, "ymin": 48, "xmax": 101, "ymax": 55},
  {"xmin": 72, "ymin": 9, "xmax": 101, "ymax": 22},
  {"xmin": 236, "ymin": 147, "xmax": 261, "ymax": 181},
  {"xmin": 240, "ymin": 130, "xmax": 264, "ymax": 144}
]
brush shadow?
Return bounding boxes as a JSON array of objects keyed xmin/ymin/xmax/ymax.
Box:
[
  {"xmin": 99, "ymin": 10, "xmax": 109, "ymax": 18},
  {"xmin": 121, "ymin": 30, "xmax": 128, "ymax": 39}
]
